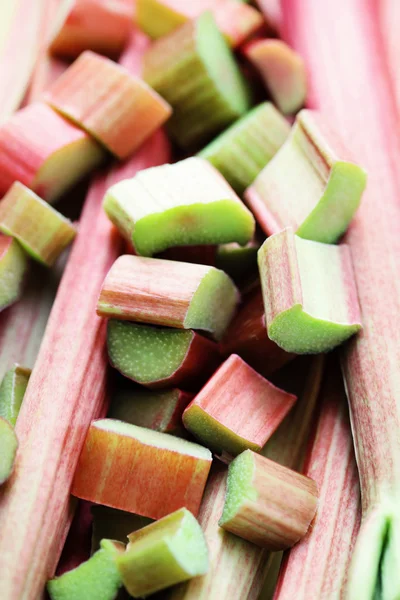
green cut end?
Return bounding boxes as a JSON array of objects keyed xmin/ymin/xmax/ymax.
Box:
[
  {"xmin": 0, "ymin": 417, "xmax": 18, "ymax": 484},
  {"xmin": 0, "ymin": 239, "xmax": 28, "ymax": 311},
  {"xmin": 136, "ymin": 0, "xmax": 186, "ymax": 38},
  {"xmin": 47, "ymin": 539, "xmax": 124, "ymax": 600},
  {"xmin": 198, "ymin": 102, "xmax": 290, "ymax": 194},
  {"xmin": 107, "ymin": 321, "xmax": 193, "ymax": 385},
  {"xmin": 183, "ymin": 405, "xmax": 261, "ymax": 456},
  {"xmin": 0, "ymin": 364, "xmax": 31, "ymax": 426},
  {"xmin": 117, "ymin": 508, "xmax": 208, "ymax": 597},
  {"xmin": 103, "ymin": 189, "xmax": 134, "ymax": 242},
  {"xmin": 108, "ymin": 389, "xmax": 181, "ymax": 432},
  {"xmin": 133, "ymin": 199, "xmax": 255, "ymax": 257},
  {"xmin": 185, "ymin": 267, "xmax": 238, "ymax": 340},
  {"xmin": 219, "ymin": 450, "xmax": 258, "ymax": 526}
]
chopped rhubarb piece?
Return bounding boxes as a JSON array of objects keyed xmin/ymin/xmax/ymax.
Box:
[
  {"xmin": 0, "ymin": 103, "xmax": 105, "ymax": 203},
  {"xmin": 0, "ymin": 235, "xmax": 29, "ymax": 312},
  {"xmin": 136, "ymin": 0, "xmax": 263, "ymax": 48},
  {"xmin": 91, "ymin": 505, "xmax": 152, "ymax": 552},
  {"xmin": 117, "ymin": 508, "xmax": 209, "ymax": 597},
  {"xmin": 0, "ymin": 363, "xmax": 31, "ymax": 426},
  {"xmin": 219, "ymin": 450, "xmax": 318, "ymax": 549},
  {"xmin": 258, "ymin": 228, "xmax": 362, "ymax": 353},
  {"xmin": 107, "ymin": 320, "xmax": 221, "ymax": 390},
  {"xmin": 221, "ymin": 286, "xmax": 294, "ymax": 376},
  {"xmin": 44, "ymin": 51, "xmax": 172, "ymax": 160},
  {"xmin": 255, "ymin": 0, "xmax": 281, "ymax": 33},
  {"xmin": 48, "ymin": 539, "xmax": 125, "ymax": 600},
  {"xmin": 143, "ymin": 12, "xmax": 250, "ymax": 148},
  {"xmin": 215, "ymin": 241, "xmax": 259, "ymax": 283},
  {"xmin": 183, "ymin": 354, "xmax": 296, "ymax": 455},
  {"xmin": 0, "ymin": 182, "xmax": 76, "ymax": 266},
  {"xmin": 98, "ymin": 255, "xmax": 239, "ymax": 340},
  {"xmin": 49, "ymin": 0, "xmax": 133, "ymax": 60},
  {"xmin": 244, "ymin": 39, "xmax": 306, "ymax": 114},
  {"xmin": 245, "ymin": 109, "xmax": 367, "ymax": 243},
  {"xmin": 0, "ymin": 417, "xmax": 18, "ymax": 484},
  {"xmin": 108, "ymin": 388, "xmax": 193, "ymax": 435},
  {"xmin": 71, "ymin": 419, "xmax": 212, "ymax": 518},
  {"xmin": 198, "ymin": 102, "xmax": 290, "ymax": 194},
  {"xmin": 104, "ymin": 157, "xmax": 255, "ymax": 256}
]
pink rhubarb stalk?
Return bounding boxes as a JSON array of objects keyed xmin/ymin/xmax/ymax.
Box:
[{"xmin": 282, "ymin": 0, "xmax": 400, "ymax": 596}]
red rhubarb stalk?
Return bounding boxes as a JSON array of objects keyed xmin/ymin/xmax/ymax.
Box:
[{"xmin": 282, "ymin": 0, "xmax": 400, "ymax": 596}]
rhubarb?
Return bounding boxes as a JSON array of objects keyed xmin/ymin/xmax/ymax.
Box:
[
  {"xmin": 221, "ymin": 285, "xmax": 294, "ymax": 376},
  {"xmin": 103, "ymin": 157, "xmax": 255, "ymax": 256},
  {"xmin": 0, "ymin": 234, "xmax": 29, "ymax": 311},
  {"xmin": 282, "ymin": 0, "xmax": 400, "ymax": 595},
  {"xmin": 98, "ymin": 254, "xmax": 239, "ymax": 340},
  {"xmin": 49, "ymin": 0, "xmax": 133, "ymax": 60},
  {"xmin": 136, "ymin": 0, "xmax": 263, "ymax": 48},
  {"xmin": 0, "ymin": 182, "xmax": 76, "ymax": 266},
  {"xmin": 91, "ymin": 505, "xmax": 152, "ymax": 552},
  {"xmin": 182, "ymin": 354, "xmax": 297, "ymax": 456},
  {"xmin": 244, "ymin": 39, "xmax": 307, "ymax": 115},
  {"xmin": 44, "ymin": 50, "xmax": 172, "ymax": 160},
  {"xmin": 143, "ymin": 12, "xmax": 250, "ymax": 148},
  {"xmin": 215, "ymin": 241, "xmax": 259, "ymax": 284},
  {"xmin": 219, "ymin": 450, "xmax": 318, "ymax": 549},
  {"xmin": 48, "ymin": 539, "xmax": 125, "ymax": 600},
  {"xmin": 255, "ymin": 0, "xmax": 281, "ymax": 33},
  {"xmin": 108, "ymin": 388, "xmax": 193, "ymax": 435},
  {"xmin": 71, "ymin": 419, "xmax": 212, "ymax": 518},
  {"xmin": 116, "ymin": 508, "xmax": 209, "ymax": 597},
  {"xmin": 107, "ymin": 320, "xmax": 221, "ymax": 389},
  {"xmin": 0, "ymin": 363, "xmax": 30, "ymax": 426},
  {"xmin": 258, "ymin": 228, "xmax": 362, "ymax": 353},
  {"xmin": 0, "ymin": 417, "xmax": 18, "ymax": 484},
  {"xmin": 198, "ymin": 102, "xmax": 290, "ymax": 194},
  {"xmin": 0, "ymin": 102, "xmax": 105, "ymax": 203},
  {"xmin": 245, "ymin": 109, "xmax": 367, "ymax": 243}
]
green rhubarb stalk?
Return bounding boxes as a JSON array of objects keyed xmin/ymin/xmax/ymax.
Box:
[
  {"xmin": 0, "ymin": 363, "xmax": 31, "ymax": 426},
  {"xmin": 0, "ymin": 416, "xmax": 18, "ymax": 484},
  {"xmin": 282, "ymin": 0, "xmax": 400, "ymax": 596},
  {"xmin": 0, "ymin": 234, "xmax": 29, "ymax": 311}
]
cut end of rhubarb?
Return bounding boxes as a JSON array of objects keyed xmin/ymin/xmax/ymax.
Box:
[
  {"xmin": 0, "ymin": 235, "xmax": 29, "ymax": 312},
  {"xmin": 258, "ymin": 228, "xmax": 362, "ymax": 353},
  {"xmin": 219, "ymin": 449, "xmax": 258, "ymax": 524},
  {"xmin": 117, "ymin": 508, "xmax": 209, "ymax": 597},
  {"xmin": 0, "ymin": 417, "xmax": 18, "ymax": 484},
  {"xmin": 0, "ymin": 364, "xmax": 31, "ymax": 427}
]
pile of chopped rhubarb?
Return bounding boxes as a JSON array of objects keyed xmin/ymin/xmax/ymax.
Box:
[{"xmin": 1, "ymin": 0, "xmax": 399, "ymax": 598}]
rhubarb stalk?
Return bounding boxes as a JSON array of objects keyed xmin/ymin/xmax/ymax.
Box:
[{"xmin": 282, "ymin": 0, "xmax": 400, "ymax": 596}]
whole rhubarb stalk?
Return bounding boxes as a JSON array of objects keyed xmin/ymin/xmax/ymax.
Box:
[{"xmin": 282, "ymin": 0, "xmax": 400, "ymax": 596}]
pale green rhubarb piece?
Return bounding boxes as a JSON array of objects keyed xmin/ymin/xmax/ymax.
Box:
[
  {"xmin": 0, "ymin": 364, "xmax": 31, "ymax": 426},
  {"xmin": 0, "ymin": 234, "xmax": 29, "ymax": 311},
  {"xmin": 103, "ymin": 157, "xmax": 255, "ymax": 256},
  {"xmin": 0, "ymin": 182, "xmax": 76, "ymax": 266},
  {"xmin": 47, "ymin": 539, "xmax": 125, "ymax": 600},
  {"xmin": 142, "ymin": 11, "xmax": 250, "ymax": 148},
  {"xmin": 0, "ymin": 416, "xmax": 18, "ymax": 484},
  {"xmin": 245, "ymin": 109, "xmax": 367, "ymax": 243},
  {"xmin": 258, "ymin": 228, "xmax": 362, "ymax": 353},
  {"xmin": 116, "ymin": 508, "xmax": 209, "ymax": 598},
  {"xmin": 198, "ymin": 102, "xmax": 290, "ymax": 194}
]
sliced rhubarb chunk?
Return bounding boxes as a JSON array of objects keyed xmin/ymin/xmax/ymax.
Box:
[
  {"xmin": 0, "ymin": 235, "xmax": 29, "ymax": 312},
  {"xmin": 49, "ymin": 0, "xmax": 133, "ymax": 60},
  {"xmin": 91, "ymin": 506, "xmax": 152, "ymax": 553},
  {"xmin": 116, "ymin": 508, "xmax": 209, "ymax": 597},
  {"xmin": 98, "ymin": 255, "xmax": 239, "ymax": 340},
  {"xmin": 136, "ymin": 0, "xmax": 263, "ymax": 48},
  {"xmin": 109, "ymin": 388, "xmax": 192, "ymax": 435},
  {"xmin": 107, "ymin": 320, "xmax": 221, "ymax": 390},
  {"xmin": 143, "ymin": 12, "xmax": 250, "ymax": 148},
  {"xmin": 104, "ymin": 157, "xmax": 255, "ymax": 256},
  {"xmin": 244, "ymin": 39, "xmax": 307, "ymax": 114},
  {"xmin": 71, "ymin": 419, "xmax": 212, "ymax": 518},
  {"xmin": 0, "ymin": 103, "xmax": 105, "ymax": 203},
  {"xmin": 245, "ymin": 109, "xmax": 367, "ymax": 243},
  {"xmin": 44, "ymin": 51, "xmax": 172, "ymax": 160},
  {"xmin": 47, "ymin": 539, "xmax": 125, "ymax": 600},
  {"xmin": 0, "ymin": 417, "xmax": 18, "ymax": 484},
  {"xmin": 0, "ymin": 182, "xmax": 76, "ymax": 266},
  {"xmin": 0, "ymin": 364, "xmax": 31, "ymax": 426},
  {"xmin": 219, "ymin": 449, "xmax": 318, "ymax": 549},
  {"xmin": 258, "ymin": 228, "xmax": 362, "ymax": 353},
  {"xmin": 198, "ymin": 103, "xmax": 290, "ymax": 194},
  {"xmin": 215, "ymin": 241, "xmax": 259, "ymax": 284},
  {"xmin": 183, "ymin": 354, "xmax": 296, "ymax": 456}
]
